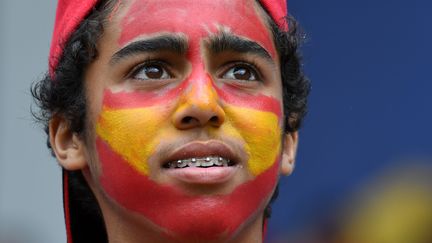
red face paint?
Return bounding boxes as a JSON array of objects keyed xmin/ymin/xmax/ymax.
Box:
[
  {"xmin": 215, "ymin": 84, "xmax": 283, "ymax": 120},
  {"xmin": 94, "ymin": 0, "xmax": 284, "ymax": 240},
  {"xmin": 97, "ymin": 84, "xmax": 282, "ymax": 240},
  {"xmin": 102, "ymin": 79, "xmax": 188, "ymax": 109},
  {"xmin": 97, "ymin": 137, "xmax": 279, "ymax": 240},
  {"xmin": 119, "ymin": 0, "xmax": 276, "ymax": 58},
  {"xmin": 103, "ymin": 79, "xmax": 282, "ymax": 120}
]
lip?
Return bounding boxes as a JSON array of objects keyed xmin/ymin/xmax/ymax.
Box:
[
  {"xmin": 162, "ymin": 141, "xmax": 241, "ymax": 184},
  {"xmin": 165, "ymin": 166, "xmax": 238, "ymax": 184}
]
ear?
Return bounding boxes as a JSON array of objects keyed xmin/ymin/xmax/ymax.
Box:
[
  {"xmin": 49, "ymin": 116, "xmax": 87, "ymax": 170},
  {"xmin": 280, "ymin": 131, "xmax": 298, "ymax": 176}
]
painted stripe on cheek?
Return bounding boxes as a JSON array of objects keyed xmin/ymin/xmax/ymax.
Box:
[
  {"xmin": 217, "ymin": 105, "xmax": 282, "ymax": 176},
  {"xmin": 102, "ymin": 82, "xmax": 186, "ymax": 109},
  {"xmin": 96, "ymin": 105, "xmax": 168, "ymax": 175},
  {"xmin": 217, "ymin": 86, "xmax": 282, "ymax": 119},
  {"xmin": 215, "ymin": 84, "xmax": 283, "ymax": 176}
]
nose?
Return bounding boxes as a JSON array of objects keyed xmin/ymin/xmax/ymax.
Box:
[{"xmin": 172, "ymin": 75, "xmax": 225, "ymax": 130}]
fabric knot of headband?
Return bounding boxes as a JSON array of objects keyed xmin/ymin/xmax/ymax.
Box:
[{"xmin": 49, "ymin": 0, "xmax": 288, "ymax": 76}]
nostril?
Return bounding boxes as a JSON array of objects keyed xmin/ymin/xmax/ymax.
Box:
[
  {"xmin": 180, "ymin": 115, "xmax": 220, "ymax": 126},
  {"xmin": 181, "ymin": 116, "xmax": 195, "ymax": 124},
  {"xmin": 209, "ymin": 116, "xmax": 219, "ymax": 123}
]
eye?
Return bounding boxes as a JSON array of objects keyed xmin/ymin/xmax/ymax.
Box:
[
  {"xmin": 222, "ymin": 64, "xmax": 259, "ymax": 82},
  {"xmin": 132, "ymin": 62, "xmax": 171, "ymax": 80}
]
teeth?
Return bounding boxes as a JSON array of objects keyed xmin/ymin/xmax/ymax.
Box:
[
  {"xmin": 200, "ymin": 157, "xmax": 213, "ymax": 167},
  {"xmin": 214, "ymin": 157, "xmax": 223, "ymax": 166},
  {"xmin": 177, "ymin": 159, "xmax": 187, "ymax": 168},
  {"xmin": 167, "ymin": 156, "xmax": 232, "ymax": 169},
  {"xmin": 188, "ymin": 158, "xmax": 199, "ymax": 167}
]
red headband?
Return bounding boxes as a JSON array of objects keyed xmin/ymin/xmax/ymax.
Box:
[{"xmin": 49, "ymin": 0, "xmax": 287, "ymax": 76}]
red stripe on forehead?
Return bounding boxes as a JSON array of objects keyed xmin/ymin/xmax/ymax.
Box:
[
  {"xmin": 97, "ymin": 138, "xmax": 279, "ymax": 240},
  {"xmin": 119, "ymin": 0, "xmax": 276, "ymax": 58}
]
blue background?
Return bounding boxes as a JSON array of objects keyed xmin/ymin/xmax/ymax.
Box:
[{"xmin": 269, "ymin": 0, "xmax": 432, "ymax": 240}]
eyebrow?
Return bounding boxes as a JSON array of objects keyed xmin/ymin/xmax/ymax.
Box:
[
  {"xmin": 206, "ymin": 31, "xmax": 273, "ymax": 63},
  {"xmin": 110, "ymin": 35, "xmax": 188, "ymax": 65}
]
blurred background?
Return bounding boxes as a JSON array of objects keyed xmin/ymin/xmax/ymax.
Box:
[{"xmin": 0, "ymin": 0, "xmax": 431, "ymax": 243}]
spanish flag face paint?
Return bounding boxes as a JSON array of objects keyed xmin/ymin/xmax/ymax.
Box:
[{"xmin": 86, "ymin": 0, "xmax": 286, "ymax": 241}]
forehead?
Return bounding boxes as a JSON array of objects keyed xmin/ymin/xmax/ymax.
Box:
[{"xmin": 115, "ymin": 0, "xmax": 275, "ymax": 56}]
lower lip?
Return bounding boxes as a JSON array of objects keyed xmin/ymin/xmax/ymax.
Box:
[{"xmin": 165, "ymin": 166, "xmax": 238, "ymax": 184}]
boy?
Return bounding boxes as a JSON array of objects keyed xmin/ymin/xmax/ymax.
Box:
[{"xmin": 32, "ymin": 0, "xmax": 310, "ymax": 242}]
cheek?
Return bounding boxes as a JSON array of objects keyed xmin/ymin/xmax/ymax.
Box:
[
  {"xmin": 215, "ymin": 86, "xmax": 283, "ymax": 176},
  {"xmin": 223, "ymin": 106, "xmax": 282, "ymax": 176},
  {"xmin": 95, "ymin": 88, "xmax": 181, "ymax": 174},
  {"xmin": 96, "ymin": 105, "xmax": 170, "ymax": 175}
]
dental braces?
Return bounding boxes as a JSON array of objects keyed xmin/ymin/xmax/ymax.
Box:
[{"xmin": 168, "ymin": 156, "xmax": 231, "ymax": 168}]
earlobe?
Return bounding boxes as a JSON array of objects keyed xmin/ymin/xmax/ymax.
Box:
[
  {"xmin": 280, "ymin": 131, "xmax": 298, "ymax": 176},
  {"xmin": 49, "ymin": 116, "xmax": 87, "ymax": 170}
]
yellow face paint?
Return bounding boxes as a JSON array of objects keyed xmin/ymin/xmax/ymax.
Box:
[
  {"xmin": 96, "ymin": 105, "xmax": 168, "ymax": 175},
  {"xmin": 97, "ymin": 84, "xmax": 282, "ymax": 177},
  {"xmin": 97, "ymin": 106, "xmax": 280, "ymax": 178},
  {"xmin": 215, "ymin": 105, "xmax": 281, "ymax": 176},
  {"xmin": 95, "ymin": 82, "xmax": 283, "ymax": 240}
]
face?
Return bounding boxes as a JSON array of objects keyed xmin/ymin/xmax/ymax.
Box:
[{"xmin": 82, "ymin": 0, "xmax": 291, "ymax": 240}]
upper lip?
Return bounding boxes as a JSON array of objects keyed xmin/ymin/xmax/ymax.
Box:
[{"xmin": 161, "ymin": 140, "xmax": 239, "ymax": 168}]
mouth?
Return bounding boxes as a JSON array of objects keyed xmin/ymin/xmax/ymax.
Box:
[{"xmin": 161, "ymin": 141, "xmax": 241, "ymax": 184}]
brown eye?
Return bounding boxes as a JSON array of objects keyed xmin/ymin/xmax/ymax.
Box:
[
  {"xmin": 222, "ymin": 65, "xmax": 258, "ymax": 81},
  {"xmin": 133, "ymin": 63, "xmax": 171, "ymax": 80}
]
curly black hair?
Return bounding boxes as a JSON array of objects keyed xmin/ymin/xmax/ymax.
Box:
[{"xmin": 31, "ymin": 0, "xmax": 310, "ymax": 241}]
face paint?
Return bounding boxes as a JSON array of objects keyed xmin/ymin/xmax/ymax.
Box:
[
  {"xmin": 101, "ymin": 78, "xmax": 189, "ymax": 109},
  {"xmin": 119, "ymin": 0, "xmax": 276, "ymax": 58},
  {"xmin": 96, "ymin": 81, "xmax": 282, "ymax": 239},
  {"xmin": 216, "ymin": 85, "xmax": 283, "ymax": 120},
  {"xmin": 93, "ymin": 0, "xmax": 284, "ymax": 240},
  {"xmin": 97, "ymin": 137, "xmax": 279, "ymax": 240},
  {"xmin": 97, "ymin": 90, "xmax": 182, "ymax": 175},
  {"xmin": 216, "ymin": 104, "xmax": 282, "ymax": 176}
]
